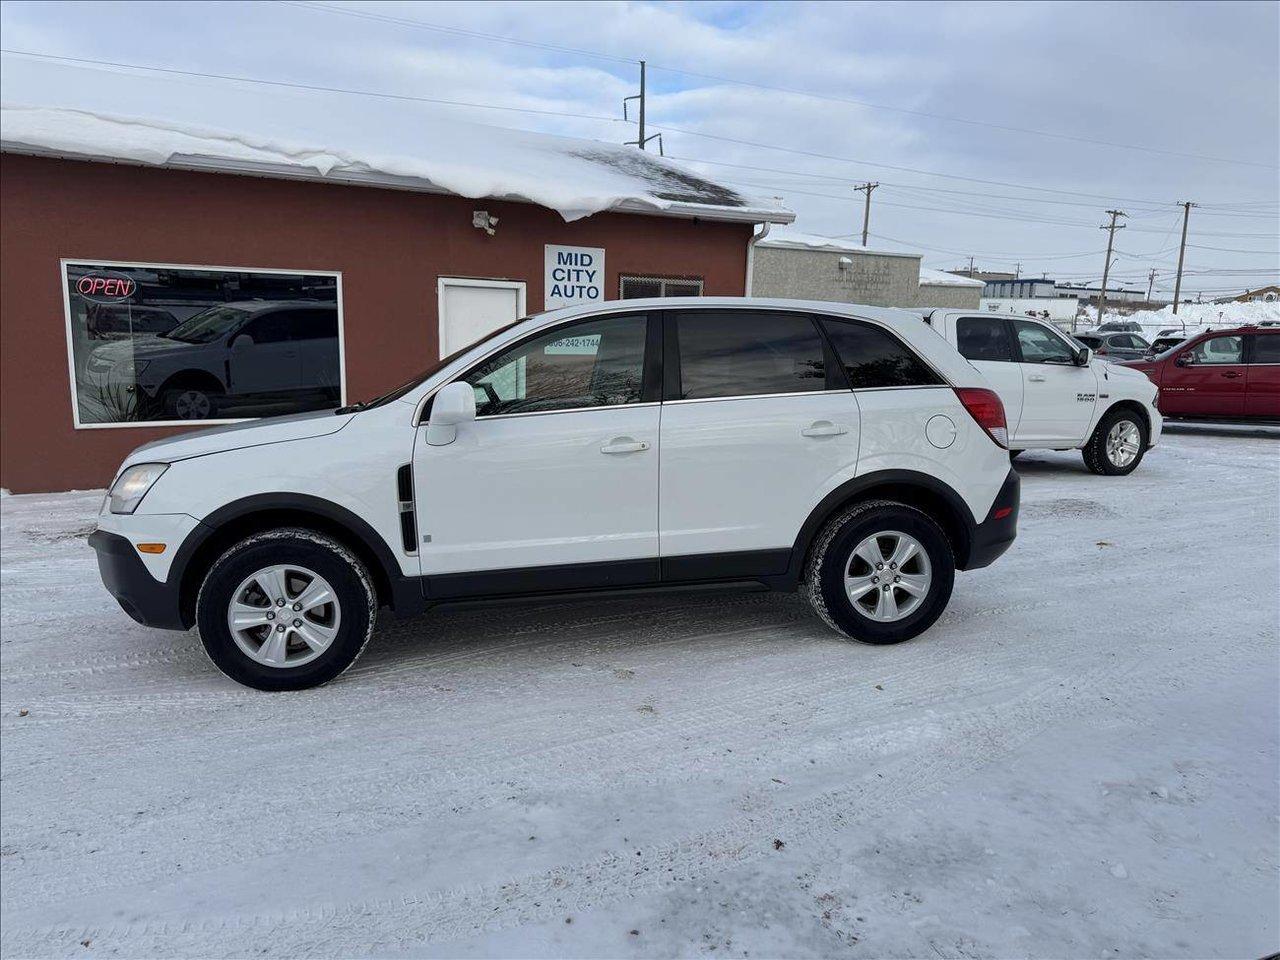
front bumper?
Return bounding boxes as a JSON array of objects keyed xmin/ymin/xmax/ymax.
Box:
[
  {"xmin": 88, "ymin": 530, "xmax": 189, "ymax": 630},
  {"xmin": 964, "ymin": 468, "xmax": 1020, "ymax": 570}
]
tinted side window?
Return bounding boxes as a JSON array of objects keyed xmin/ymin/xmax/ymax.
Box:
[
  {"xmin": 1013, "ymin": 320, "xmax": 1075, "ymax": 364},
  {"xmin": 465, "ymin": 313, "xmax": 647, "ymax": 416},
  {"xmin": 242, "ymin": 312, "xmax": 295, "ymax": 344},
  {"xmin": 292, "ymin": 308, "xmax": 339, "ymax": 340},
  {"xmin": 675, "ymin": 311, "xmax": 825, "ymax": 400},
  {"xmin": 956, "ymin": 316, "xmax": 1014, "ymax": 362},
  {"xmin": 820, "ymin": 319, "xmax": 943, "ymax": 388},
  {"xmin": 1251, "ymin": 334, "xmax": 1280, "ymax": 363}
]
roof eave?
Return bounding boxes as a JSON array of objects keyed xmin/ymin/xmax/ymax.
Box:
[{"xmin": 0, "ymin": 140, "xmax": 795, "ymax": 225}]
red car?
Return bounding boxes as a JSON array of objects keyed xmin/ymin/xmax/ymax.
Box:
[{"xmin": 1121, "ymin": 325, "xmax": 1279, "ymax": 421}]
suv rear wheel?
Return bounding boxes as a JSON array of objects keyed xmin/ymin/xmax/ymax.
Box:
[
  {"xmin": 804, "ymin": 500, "xmax": 955, "ymax": 645},
  {"xmin": 1082, "ymin": 406, "xmax": 1148, "ymax": 475},
  {"xmin": 196, "ymin": 528, "xmax": 376, "ymax": 691}
]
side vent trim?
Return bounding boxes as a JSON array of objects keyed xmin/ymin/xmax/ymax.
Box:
[{"xmin": 396, "ymin": 464, "xmax": 418, "ymax": 555}]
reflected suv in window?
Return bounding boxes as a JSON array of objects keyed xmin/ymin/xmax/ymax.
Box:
[{"xmin": 83, "ymin": 300, "xmax": 340, "ymax": 420}]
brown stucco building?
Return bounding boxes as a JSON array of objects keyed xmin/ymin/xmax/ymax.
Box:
[{"xmin": 0, "ymin": 112, "xmax": 792, "ymax": 493}]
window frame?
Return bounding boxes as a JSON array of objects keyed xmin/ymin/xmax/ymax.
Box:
[
  {"xmin": 61, "ymin": 258, "xmax": 345, "ymax": 431},
  {"xmin": 619, "ymin": 275, "xmax": 704, "ymax": 299},
  {"xmin": 451, "ymin": 311, "xmax": 660, "ymax": 421}
]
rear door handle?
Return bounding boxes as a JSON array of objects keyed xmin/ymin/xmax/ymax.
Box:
[
  {"xmin": 1028, "ymin": 374, "xmax": 1047, "ymax": 382},
  {"xmin": 801, "ymin": 420, "xmax": 848, "ymax": 438},
  {"xmin": 600, "ymin": 437, "xmax": 649, "ymax": 454}
]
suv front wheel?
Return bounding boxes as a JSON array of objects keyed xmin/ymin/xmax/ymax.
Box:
[
  {"xmin": 196, "ymin": 528, "xmax": 376, "ymax": 691},
  {"xmin": 804, "ymin": 501, "xmax": 956, "ymax": 645}
]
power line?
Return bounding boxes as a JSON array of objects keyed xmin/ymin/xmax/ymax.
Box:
[
  {"xmin": 0, "ymin": 48, "xmax": 631, "ymax": 126},
  {"xmin": 287, "ymin": 0, "xmax": 1277, "ymax": 170}
]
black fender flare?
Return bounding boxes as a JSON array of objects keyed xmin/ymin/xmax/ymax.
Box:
[
  {"xmin": 171, "ymin": 492, "xmax": 423, "ymax": 626},
  {"xmin": 784, "ymin": 469, "xmax": 980, "ymax": 584}
]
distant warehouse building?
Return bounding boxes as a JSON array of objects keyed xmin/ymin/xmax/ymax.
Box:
[
  {"xmin": 750, "ymin": 232, "xmax": 982, "ymax": 310},
  {"xmin": 0, "ymin": 102, "xmax": 793, "ymax": 493}
]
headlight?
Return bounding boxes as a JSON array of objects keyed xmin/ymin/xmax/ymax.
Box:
[{"xmin": 108, "ymin": 463, "xmax": 168, "ymax": 514}]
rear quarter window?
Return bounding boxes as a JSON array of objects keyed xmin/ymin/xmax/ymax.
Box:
[{"xmin": 819, "ymin": 319, "xmax": 944, "ymax": 388}]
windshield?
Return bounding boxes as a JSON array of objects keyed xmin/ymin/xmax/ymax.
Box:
[
  {"xmin": 164, "ymin": 305, "xmax": 252, "ymax": 344},
  {"xmin": 337, "ymin": 316, "xmax": 529, "ymax": 413},
  {"xmin": 1074, "ymin": 335, "xmax": 1102, "ymax": 348}
]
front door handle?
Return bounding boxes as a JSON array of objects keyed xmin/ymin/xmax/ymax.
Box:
[
  {"xmin": 1221, "ymin": 371, "xmax": 1242, "ymax": 379},
  {"xmin": 801, "ymin": 420, "xmax": 848, "ymax": 438},
  {"xmin": 601, "ymin": 437, "xmax": 649, "ymax": 454},
  {"xmin": 1028, "ymin": 374, "xmax": 1047, "ymax": 382}
]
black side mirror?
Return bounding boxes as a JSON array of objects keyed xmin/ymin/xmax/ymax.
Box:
[{"xmin": 1073, "ymin": 346, "xmax": 1090, "ymax": 366}]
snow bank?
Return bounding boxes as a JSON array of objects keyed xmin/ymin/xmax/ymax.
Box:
[
  {"xmin": 920, "ymin": 267, "xmax": 984, "ymax": 287},
  {"xmin": 1080, "ymin": 300, "xmax": 1280, "ymax": 340},
  {"xmin": 0, "ymin": 101, "xmax": 792, "ymax": 225}
]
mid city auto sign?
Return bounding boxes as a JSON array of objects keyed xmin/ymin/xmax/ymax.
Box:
[{"xmin": 544, "ymin": 245, "xmax": 605, "ymax": 310}]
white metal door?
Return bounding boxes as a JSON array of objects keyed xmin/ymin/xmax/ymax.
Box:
[
  {"xmin": 659, "ymin": 392, "xmax": 860, "ymax": 558},
  {"xmin": 1010, "ymin": 319, "xmax": 1097, "ymax": 442},
  {"xmin": 414, "ymin": 405, "xmax": 660, "ymax": 574},
  {"xmin": 437, "ymin": 278, "xmax": 526, "ymax": 358}
]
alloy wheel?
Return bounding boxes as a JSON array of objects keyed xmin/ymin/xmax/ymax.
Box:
[
  {"xmin": 1106, "ymin": 420, "xmax": 1141, "ymax": 468},
  {"xmin": 226, "ymin": 564, "xmax": 341, "ymax": 668},
  {"xmin": 844, "ymin": 530, "xmax": 932, "ymax": 622}
]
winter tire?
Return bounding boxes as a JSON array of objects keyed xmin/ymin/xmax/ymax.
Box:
[
  {"xmin": 1082, "ymin": 406, "xmax": 1148, "ymax": 476},
  {"xmin": 804, "ymin": 500, "xmax": 955, "ymax": 645},
  {"xmin": 196, "ymin": 528, "xmax": 376, "ymax": 691}
]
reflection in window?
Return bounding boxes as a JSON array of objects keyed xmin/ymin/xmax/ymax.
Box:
[
  {"xmin": 1188, "ymin": 336, "xmax": 1243, "ymax": 365},
  {"xmin": 676, "ymin": 311, "xmax": 825, "ymax": 400},
  {"xmin": 619, "ymin": 276, "xmax": 703, "ymax": 299},
  {"xmin": 465, "ymin": 314, "xmax": 647, "ymax": 416},
  {"xmin": 1012, "ymin": 320, "xmax": 1075, "ymax": 364},
  {"xmin": 65, "ymin": 262, "xmax": 341, "ymax": 425}
]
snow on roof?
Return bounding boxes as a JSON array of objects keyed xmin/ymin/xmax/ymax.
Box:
[
  {"xmin": 919, "ymin": 267, "xmax": 985, "ymax": 287},
  {"xmin": 0, "ymin": 101, "xmax": 793, "ymax": 226},
  {"xmin": 755, "ymin": 229, "xmax": 920, "ymax": 259}
]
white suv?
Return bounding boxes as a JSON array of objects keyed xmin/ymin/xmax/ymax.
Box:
[
  {"xmin": 923, "ymin": 310, "xmax": 1162, "ymax": 474},
  {"xmin": 90, "ymin": 298, "xmax": 1020, "ymax": 691}
]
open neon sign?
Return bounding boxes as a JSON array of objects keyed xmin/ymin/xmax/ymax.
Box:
[{"xmin": 75, "ymin": 272, "xmax": 136, "ymax": 303}]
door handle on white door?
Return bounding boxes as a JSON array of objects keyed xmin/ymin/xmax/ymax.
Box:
[
  {"xmin": 801, "ymin": 420, "xmax": 848, "ymax": 438},
  {"xmin": 600, "ymin": 437, "xmax": 649, "ymax": 454},
  {"xmin": 1028, "ymin": 374, "xmax": 1047, "ymax": 382}
]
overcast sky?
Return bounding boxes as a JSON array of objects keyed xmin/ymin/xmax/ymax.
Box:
[{"xmin": 2, "ymin": 0, "xmax": 1276, "ymax": 296}]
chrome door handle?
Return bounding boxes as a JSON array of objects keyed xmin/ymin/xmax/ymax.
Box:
[
  {"xmin": 600, "ymin": 437, "xmax": 649, "ymax": 454},
  {"xmin": 1028, "ymin": 374, "xmax": 1047, "ymax": 382},
  {"xmin": 801, "ymin": 421, "xmax": 848, "ymax": 438}
]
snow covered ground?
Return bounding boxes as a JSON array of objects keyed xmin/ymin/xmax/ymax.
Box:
[{"xmin": 2, "ymin": 426, "xmax": 1277, "ymax": 959}]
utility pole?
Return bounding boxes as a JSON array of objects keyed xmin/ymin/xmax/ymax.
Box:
[
  {"xmin": 1146, "ymin": 268, "xmax": 1157, "ymax": 303},
  {"xmin": 1171, "ymin": 200, "xmax": 1196, "ymax": 315},
  {"xmin": 622, "ymin": 60, "xmax": 663, "ymax": 153},
  {"xmin": 967, "ymin": 255, "xmax": 976, "ymax": 277},
  {"xmin": 853, "ymin": 182, "xmax": 879, "ymax": 246},
  {"xmin": 1014, "ymin": 261, "xmax": 1022, "ymax": 280},
  {"xmin": 1096, "ymin": 209, "xmax": 1127, "ymax": 326}
]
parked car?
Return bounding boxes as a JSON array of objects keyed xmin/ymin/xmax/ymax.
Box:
[
  {"xmin": 1072, "ymin": 331, "xmax": 1152, "ymax": 360},
  {"xmin": 1097, "ymin": 320, "xmax": 1143, "ymax": 334},
  {"xmin": 83, "ymin": 300, "xmax": 340, "ymax": 420},
  {"xmin": 921, "ymin": 310, "xmax": 1161, "ymax": 474},
  {"xmin": 1120, "ymin": 325, "xmax": 1280, "ymax": 421},
  {"xmin": 90, "ymin": 298, "xmax": 1021, "ymax": 691}
]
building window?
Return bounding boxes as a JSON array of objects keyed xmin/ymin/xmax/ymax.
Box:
[
  {"xmin": 619, "ymin": 275, "xmax": 703, "ymax": 299},
  {"xmin": 63, "ymin": 261, "xmax": 342, "ymax": 427}
]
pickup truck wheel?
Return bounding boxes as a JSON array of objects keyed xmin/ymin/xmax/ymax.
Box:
[
  {"xmin": 1082, "ymin": 408, "xmax": 1148, "ymax": 475},
  {"xmin": 804, "ymin": 500, "xmax": 955, "ymax": 645},
  {"xmin": 196, "ymin": 528, "xmax": 376, "ymax": 691}
]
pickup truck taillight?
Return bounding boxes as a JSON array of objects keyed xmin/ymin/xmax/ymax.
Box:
[{"xmin": 954, "ymin": 387, "xmax": 1009, "ymax": 449}]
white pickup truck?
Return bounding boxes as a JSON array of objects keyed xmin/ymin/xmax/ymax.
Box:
[{"xmin": 922, "ymin": 310, "xmax": 1161, "ymax": 475}]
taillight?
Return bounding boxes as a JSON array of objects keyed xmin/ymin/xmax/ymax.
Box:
[{"xmin": 954, "ymin": 387, "xmax": 1008, "ymax": 448}]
